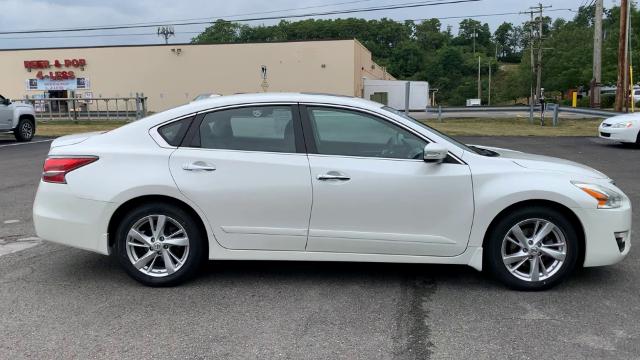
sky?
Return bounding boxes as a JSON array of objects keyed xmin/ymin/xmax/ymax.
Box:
[{"xmin": 0, "ymin": 0, "xmax": 622, "ymax": 49}]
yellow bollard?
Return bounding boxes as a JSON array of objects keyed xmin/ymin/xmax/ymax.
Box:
[
  {"xmin": 572, "ymin": 91, "xmax": 577, "ymax": 107},
  {"xmin": 630, "ymin": 66, "xmax": 634, "ymax": 113}
]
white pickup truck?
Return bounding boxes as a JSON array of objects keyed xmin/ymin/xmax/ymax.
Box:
[{"xmin": 0, "ymin": 94, "xmax": 36, "ymax": 142}]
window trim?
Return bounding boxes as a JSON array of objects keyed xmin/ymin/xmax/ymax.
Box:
[
  {"xmin": 181, "ymin": 103, "xmax": 307, "ymax": 154},
  {"xmin": 299, "ymin": 103, "xmax": 464, "ymax": 164}
]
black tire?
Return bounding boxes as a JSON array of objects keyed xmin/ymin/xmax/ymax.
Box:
[
  {"xmin": 14, "ymin": 117, "xmax": 35, "ymax": 142},
  {"xmin": 485, "ymin": 206, "xmax": 579, "ymax": 291},
  {"xmin": 115, "ymin": 202, "xmax": 206, "ymax": 287}
]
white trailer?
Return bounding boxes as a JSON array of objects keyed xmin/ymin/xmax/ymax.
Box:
[{"xmin": 363, "ymin": 79, "xmax": 429, "ymax": 111}]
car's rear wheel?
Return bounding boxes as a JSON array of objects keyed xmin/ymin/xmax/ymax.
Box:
[
  {"xmin": 14, "ymin": 118, "xmax": 34, "ymax": 142},
  {"xmin": 485, "ymin": 206, "xmax": 579, "ymax": 291},
  {"xmin": 115, "ymin": 203, "xmax": 206, "ymax": 286}
]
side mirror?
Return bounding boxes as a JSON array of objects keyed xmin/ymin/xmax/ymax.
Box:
[{"xmin": 423, "ymin": 143, "xmax": 448, "ymax": 164}]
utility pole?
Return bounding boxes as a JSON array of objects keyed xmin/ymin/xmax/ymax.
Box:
[
  {"xmin": 528, "ymin": 10, "xmax": 535, "ymax": 107},
  {"xmin": 591, "ymin": 0, "xmax": 603, "ymax": 108},
  {"xmin": 472, "ymin": 25, "xmax": 477, "ymax": 55},
  {"xmin": 157, "ymin": 26, "xmax": 175, "ymax": 45},
  {"xmin": 488, "ymin": 59, "xmax": 492, "ymax": 106},
  {"xmin": 624, "ymin": 0, "xmax": 631, "ymax": 112},
  {"xmin": 477, "ymin": 56, "xmax": 482, "ymax": 102},
  {"xmin": 530, "ymin": 3, "xmax": 551, "ymax": 102},
  {"xmin": 615, "ymin": 0, "xmax": 630, "ymax": 112},
  {"xmin": 488, "ymin": 45, "xmax": 498, "ymax": 106}
]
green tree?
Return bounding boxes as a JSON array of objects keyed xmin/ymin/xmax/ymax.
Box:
[
  {"xmin": 191, "ymin": 20, "xmax": 243, "ymax": 43},
  {"xmin": 494, "ymin": 22, "xmax": 522, "ymax": 62},
  {"xmin": 415, "ymin": 19, "xmax": 449, "ymax": 50}
]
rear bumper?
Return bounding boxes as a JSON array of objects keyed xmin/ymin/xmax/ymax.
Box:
[
  {"xmin": 574, "ymin": 202, "xmax": 632, "ymax": 267},
  {"xmin": 33, "ymin": 181, "xmax": 114, "ymax": 255},
  {"xmin": 598, "ymin": 126, "xmax": 639, "ymax": 143}
]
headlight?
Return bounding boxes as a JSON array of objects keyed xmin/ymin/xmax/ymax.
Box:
[
  {"xmin": 611, "ymin": 121, "xmax": 634, "ymax": 128},
  {"xmin": 572, "ymin": 182, "xmax": 623, "ymax": 209}
]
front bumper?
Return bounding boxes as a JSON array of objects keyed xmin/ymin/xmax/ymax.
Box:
[
  {"xmin": 33, "ymin": 181, "xmax": 115, "ymax": 255},
  {"xmin": 598, "ymin": 125, "xmax": 639, "ymax": 143},
  {"xmin": 574, "ymin": 201, "xmax": 632, "ymax": 267}
]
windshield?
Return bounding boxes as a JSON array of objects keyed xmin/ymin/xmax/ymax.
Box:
[{"xmin": 381, "ymin": 106, "xmax": 485, "ymax": 155}]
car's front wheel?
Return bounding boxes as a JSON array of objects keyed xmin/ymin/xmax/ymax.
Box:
[
  {"xmin": 14, "ymin": 118, "xmax": 35, "ymax": 142},
  {"xmin": 485, "ymin": 206, "xmax": 579, "ymax": 291},
  {"xmin": 115, "ymin": 203, "xmax": 206, "ymax": 286}
]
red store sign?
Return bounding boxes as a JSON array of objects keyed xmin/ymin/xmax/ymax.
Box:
[{"xmin": 24, "ymin": 58, "xmax": 87, "ymax": 81}]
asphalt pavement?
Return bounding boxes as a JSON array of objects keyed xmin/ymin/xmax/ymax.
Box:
[{"xmin": 0, "ymin": 133, "xmax": 638, "ymax": 359}]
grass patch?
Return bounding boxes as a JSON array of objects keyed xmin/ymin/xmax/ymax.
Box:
[
  {"xmin": 422, "ymin": 117, "xmax": 603, "ymax": 137},
  {"xmin": 36, "ymin": 120, "xmax": 128, "ymax": 137}
]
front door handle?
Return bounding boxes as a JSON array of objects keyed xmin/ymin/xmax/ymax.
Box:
[
  {"xmin": 182, "ymin": 161, "xmax": 216, "ymax": 172},
  {"xmin": 317, "ymin": 171, "xmax": 350, "ymax": 181}
]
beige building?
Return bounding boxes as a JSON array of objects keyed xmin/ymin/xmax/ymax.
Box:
[{"xmin": 0, "ymin": 39, "xmax": 393, "ymax": 112}]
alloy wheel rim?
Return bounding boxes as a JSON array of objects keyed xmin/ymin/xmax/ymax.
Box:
[
  {"xmin": 126, "ymin": 214, "xmax": 190, "ymax": 277},
  {"xmin": 22, "ymin": 122, "xmax": 33, "ymax": 138},
  {"xmin": 501, "ymin": 218, "xmax": 567, "ymax": 282}
]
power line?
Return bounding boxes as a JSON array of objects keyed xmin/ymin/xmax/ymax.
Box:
[
  {"xmin": 0, "ymin": 32, "xmax": 203, "ymax": 40},
  {"xmin": 411, "ymin": 8, "xmax": 573, "ymax": 21},
  {"xmin": 0, "ymin": 0, "xmax": 480, "ymax": 35},
  {"xmin": 0, "ymin": 7, "xmax": 581, "ymax": 41},
  {"xmin": 2, "ymin": 0, "xmax": 381, "ymax": 32}
]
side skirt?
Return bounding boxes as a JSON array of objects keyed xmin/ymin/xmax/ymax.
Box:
[{"xmin": 208, "ymin": 246, "xmax": 484, "ymax": 271}]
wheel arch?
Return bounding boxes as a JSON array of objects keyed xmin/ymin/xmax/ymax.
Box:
[
  {"xmin": 19, "ymin": 113, "xmax": 35, "ymax": 122},
  {"xmin": 481, "ymin": 199, "xmax": 586, "ymax": 267},
  {"xmin": 107, "ymin": 194, "xmax": 209, "ymax": 255},
  {"xmin": 17, "ymin": 113, "xmax": 36, "ymax": 128}
]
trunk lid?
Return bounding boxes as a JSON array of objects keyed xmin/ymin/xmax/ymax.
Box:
[{"xmin": 50, "ymin": 131, "xmax": 105, "ymax": 148}]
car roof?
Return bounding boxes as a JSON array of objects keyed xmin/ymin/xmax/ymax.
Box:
[
  {"xmin": 140, "ymin": 92, "xmax": 385, "ymax": 126},
  {"xmin": 188, "ymin": 92, "xmax": 381, "ymax": 111}
]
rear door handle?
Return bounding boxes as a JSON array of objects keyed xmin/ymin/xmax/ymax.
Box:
[
  {"xmin": 317, "ymin": 171, "xmax": 350, "ymax": 181},
  {"xmin": 182, "ymin": 161, "xmax": 216, "ymax": 172}
]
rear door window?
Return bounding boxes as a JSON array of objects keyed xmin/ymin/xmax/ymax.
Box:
[{"xmin": 198, "ymin": 106, "xmax": 297, "ymax": 153}]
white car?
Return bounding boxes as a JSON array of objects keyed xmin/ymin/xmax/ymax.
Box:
[
  {"xmin": 33, "ymin": 93, "xmax": 632, "ymax": 290},
  {"xmin": 191, "ymin": 93, "xmax": 221, "ymax": 102},
  {"xmin": 599, "ymin": 113, "xmax": 640, "ymax": 145}
]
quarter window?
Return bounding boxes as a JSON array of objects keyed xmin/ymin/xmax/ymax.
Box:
[
  {"xmin": 199, "ymin": 106, "xmax": 296, "ymax": 153},
  {"xmin": 158, "ymin": 117, "xmax": 193, "ymax": 146},
  {"xmin": 306, "ymin": 107, "xmax": 427, "ymax": 160}
]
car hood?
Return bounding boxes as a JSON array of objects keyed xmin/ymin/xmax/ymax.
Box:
[
  {"xmin": 471, "ymin": 145, "xmax": 609, "ymax": 179},
  {"xmin": 602, "ymin": 113, "xmax": 640, "ymax": 125},
  {"xmin": 51, "ymin": 131, "xmax": 105, "ymax": 148}
]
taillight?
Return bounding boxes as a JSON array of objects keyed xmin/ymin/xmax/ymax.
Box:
[{"xmin": 42, "ymin": 156, "xmax": 98, "ymax": 184}]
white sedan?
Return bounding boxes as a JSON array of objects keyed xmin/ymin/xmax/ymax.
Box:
[
  {"xmin": 33, "ymin": 93, "xmax": 632, "ymax": 290},
  {"xmin": 599, "ymin": 113, "xmax": 640, "ymax": 145}
]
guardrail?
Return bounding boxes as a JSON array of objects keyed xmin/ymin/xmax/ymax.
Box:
[
  {"xmin": 11, "ymin": 95, "xmax": 148, "ymax": 121},
  {"xmin": 427, "ymin": 104, "xmax": 624, "ymax": 126},
  {"xmin": 426, "ymin": 105, "xmax": 542, "ymax": 113}
]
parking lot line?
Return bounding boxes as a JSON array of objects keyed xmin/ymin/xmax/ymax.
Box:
[
  {"xmin": 0, "ymin": 139, "xmax": 53, "ymax": 148},
  {"xmin": 0, "ymin": 238, "xmax": 42, "ymax": 257}
]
